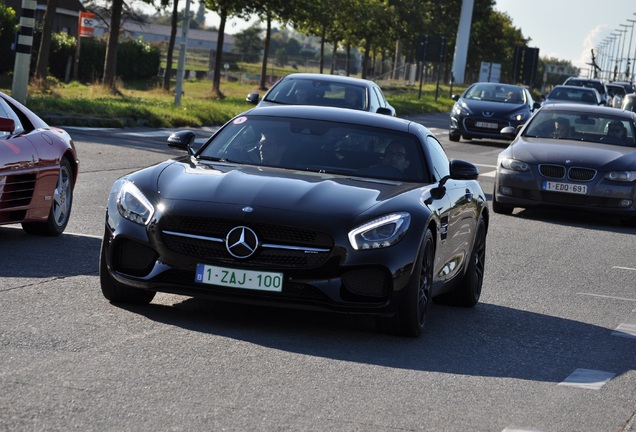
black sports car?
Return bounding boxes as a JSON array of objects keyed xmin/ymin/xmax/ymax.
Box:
[
  {"xmin": 493, "ymin": 103, "xmax": 636, "ymax": 225},
  {"xmin": 449, "ymin": 82, "xmax": 540, "ymax": 142},
  {"xmin": 100, "ymin": 106, "xmax": 488, "ymax": 337}
]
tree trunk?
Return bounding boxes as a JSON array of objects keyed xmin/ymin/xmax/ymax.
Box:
[
  {"xmin": 212, "ymin": 9, "xmax": 226, "ymax": 98},
  {"xmin": 258, "ymin": 14, "xmax": 272, "ymax": 91},
  {"xmin": 330, "ymin": 37, "xmax": 337, "ymax": 75},
  {"xmin": 163, "ymin": 0, "xmax": 179, "ymax": 91},
  {"xmin": 103, "ymin": 0, "xmax": 123, "ymax": 91},
  {"xmin": 35, "ymin": 0, "xmax": 58, "ymax": 80},
  {"xmin": 319, "ymin": 25, "xmax": 325, "ymax": 74}
]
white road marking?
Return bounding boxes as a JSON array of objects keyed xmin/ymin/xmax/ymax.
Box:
[
  {"xmin": 558, "ymin": 368, "xmax": 616, "ymax": 390},
  {"xmin": 577, "ymin": 292, "xmax": 636, "ymax": 302},
  {"xmin": 612, "ymin": 323, "xmax": 636, "ymax": 339},
  {"xmin": 479, "ymin": 170, "xmax": 497, "ymax": 178},
  {"xmin": 613, "ymin": 266, "xmax": 636, "ymax": 271}
]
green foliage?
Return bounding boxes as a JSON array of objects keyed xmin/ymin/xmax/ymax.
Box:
[
  {"xmin": 0, "ymin": 3, "xmax": 16, "ymax": 74},
  {"xmin": 47, "ymin": 33, "xmax": 77, "ymax": 80},
  {"xmin": 117, "ymin": 37, "xmax": 161, "ymax": 80}
]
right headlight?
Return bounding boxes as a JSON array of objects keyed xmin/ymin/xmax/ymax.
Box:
[
  {"xmin": 115, "ymin": 180, "xmax": 155, "ymax": 225},
  {"xmin": 499, "ymin": 157, "xmax": 530, "ymax": 172}
]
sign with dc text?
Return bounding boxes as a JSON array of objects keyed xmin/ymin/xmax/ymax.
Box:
[{"xmin": 78, "ymin": 12, "xmax": 96, "ymax": 38}]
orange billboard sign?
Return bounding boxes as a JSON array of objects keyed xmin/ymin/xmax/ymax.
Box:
[{"xmin": 78, "ymin": 12, "xmax": 96, "ymax": 38}]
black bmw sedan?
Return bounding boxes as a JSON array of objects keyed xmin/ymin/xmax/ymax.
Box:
[
  {"xmin": 100, "ymin": 106, "xmax": 489, "ymax": 337},
  {"xmin": 449, "ymin": 82, "xmax": 540, "ymax": 142}
]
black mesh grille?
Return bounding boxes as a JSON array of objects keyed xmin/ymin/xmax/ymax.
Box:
[
  {"xmin": 539, "ymin": 164, "xmax": 566, "ymax": 178},
  {"xmin": 0, "ymin": 174, "xmax": 35, "ymax": 209},
  {"xmin": 342, "ymin": 269, "xmax": 390, "ymax": 298},
  {"xmin": 113, "ymin": 239, "xmax": 158, "ymax": 276},
  {"xmin": 568, "ymin": 167, "xmax": 596, "ymax": 181},
  {"xmin": 159, "ymin": 215, "xmax": 334, "ymax": 269}
]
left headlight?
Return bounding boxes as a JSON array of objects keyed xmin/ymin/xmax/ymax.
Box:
[
  {"xmin": 605, "ymin": 171, "xmax": 636, "ymax": 182},
  {"xmin": 116, "ymin": 180, "xmax": 155, "ymax": 225},
  {"xmin": 348, "ymin": 213, "xmax": 411, "ymax": 250},
  {"xmin": 507, "ymin": 110, "xmax": 527, "ymax": 122}
]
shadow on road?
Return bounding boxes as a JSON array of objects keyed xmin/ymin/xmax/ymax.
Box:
[{"xmin": 118, "ymin": 294, "xmax": 635, "ymax": 384}]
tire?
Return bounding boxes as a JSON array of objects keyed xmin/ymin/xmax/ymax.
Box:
[
  {"xmin": 99, "ymin": 239, "xmax": 156, "ymax": 305},
  {"xmin": 452, "ymin": 216, "xmax": 486, "ymax": 307},
  {"xmin": 449, "ymin": 132, "xmax": 460, "ymax": 142},
  {"xmin": 378, "ymin": 229, "xmax": 434, "ymax": 338},
  {"xmin": 22, "ymin": 158, "xmax": 74, "ymax": 236},
  {"xmin": 492, "ymin": 186, "xmax": 514, "ymax": 215}
]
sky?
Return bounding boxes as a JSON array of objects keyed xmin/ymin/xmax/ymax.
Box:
[{"xmin": 494, "ymin": 0, "xmax": 636, "ymax": 73}]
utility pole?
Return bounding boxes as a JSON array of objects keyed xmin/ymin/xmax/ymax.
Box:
[{"xmin": 11, "ymin": 0, "xmax": 37, "ymax": 104}]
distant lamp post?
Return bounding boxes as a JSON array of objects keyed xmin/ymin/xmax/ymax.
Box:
[{"xmin": 624, "ymin": 20, "xmax": 636, "ymax": 81}]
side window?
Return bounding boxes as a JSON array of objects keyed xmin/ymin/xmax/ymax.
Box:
[
  {"xmin": 0, "ymin": 99, "xmax": 24, "ymax": 135},
  {"xmin": 426, "ymin": 136, "xmax": 450, "ymax": 181},
  {"xmin": 372, "ymin": 86, "xmax": 386, "ymax": 108},
  {"xmin": 367, "ymin": 87, "xmax": 380, "ymax": 113}
]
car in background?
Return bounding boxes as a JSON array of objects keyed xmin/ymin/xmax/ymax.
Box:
[
  {"xmin": 562, "ymin": 77, "xmax": 609, "ymax": 105},
  {"xmin": 493, "ymin": 103, "xmax": 636, "ymax": 226},
  {"xmin": 622, "ymin": 93, "xmax": 636, "ymax": 113},
  {"xmin": 0, "ymin": 92, "xmax": 78, "ymax": 236},
  {"xmin": 606, "ymin": 83, "xmax": 627, "ymax": 108},
  {"xmin": 449, "ymin": 82, "xmax": 539, "ymax": 142},
  {"xmin": 611, "ymin": 81, "xmax": 635, "ymax": 94},
  {"xmin": 542, "ymin": 85, "xmax": 603, "ymax": 106},
  {"xmin": 99, "ymin": 105, "xmax": 489, "ymax": 338},
  {"xmin": 246, "ymin": 73, "xmax": 396, "ymax": 116}
]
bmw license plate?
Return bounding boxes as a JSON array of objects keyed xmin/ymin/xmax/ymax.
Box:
[
  {"xmin": 475, "ymin": 121, "xmax": 498, "ymax": 129},
  {"xmin": 195, "ymin": 264, "xmax": 283, "ymax": 292},
  {"xmin": 543, "ymin": 181, "xmax": 587, "ymax": 194}
]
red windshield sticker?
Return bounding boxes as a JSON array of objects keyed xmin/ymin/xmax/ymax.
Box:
[{"xmin": 233, "ymin": 116, "xmax": 248, "ymax": 125}]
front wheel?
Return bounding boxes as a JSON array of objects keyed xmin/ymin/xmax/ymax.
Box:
[
  {"xmin": 454, "ymin": 216, "xmax": 486, "ymax": 307},
  {"xmin": 378, "ymin": 229, "xmax": 434, "ymax": 338},
  {"xmin": 100, "ymin": 239, "xmax": 156, "ymax": 305},
  {"xmin": 22, "ymin": 158, "xmax": 74, "ymax": 236}
]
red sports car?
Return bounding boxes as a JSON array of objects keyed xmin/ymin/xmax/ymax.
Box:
[{"xmin": 0, "ymin": 92, "xmax": 78, "ymax": 235}]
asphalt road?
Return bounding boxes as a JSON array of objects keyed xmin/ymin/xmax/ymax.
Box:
[{"xmin": 1, "ymin": 115, "xmax": 635, "ymax": 431}]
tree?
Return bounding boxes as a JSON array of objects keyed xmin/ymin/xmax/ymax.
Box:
[
  {"xmin": 103, "ymin": 0, "xmax": 124, "ymax": 91},
  {"xmin": 232, "ymin": 24, "xmax": 263, "ymax": 63},
  {"xmin": 34, "ymin": 0, "xmax": 58, "ymax": 80},
  {"xmin": 163, "ymin": 0, "xmax": 179, "ymax": 91}
]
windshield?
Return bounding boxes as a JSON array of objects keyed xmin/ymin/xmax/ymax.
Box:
[
  {"xmin": 523, "ymin": 110, "xmax": 636, "ymax": 146},
  {"xmin": 264, "ymin": 78, "xmax": 368, "ymax": 111},
  {"xmin": 463, "ymin": 84, "xmax": 525, "ymax": 104},
  {"xmin": 198, "ymin": 115, "xmax": 428, "ymax": 182}
]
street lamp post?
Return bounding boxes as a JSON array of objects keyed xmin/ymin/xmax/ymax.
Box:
[
  {"xmin": 624, "ymin": 19, "xmax": 636, "ymax": 82},
  {"xmin": 608, "ymin": 34, "xmax": 619, "ymax": 81},
  {"xmin": 613, "ymin": 30, "xmax": 627, "ymax": 81},
  {"xmin": 619, "ymin": 23, "xmax": 632, "ymax": 80}
]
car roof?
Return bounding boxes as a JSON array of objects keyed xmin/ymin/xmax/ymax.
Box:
[
  {"xmin": 238, "ymin": 105, "xmax": 417, "ymax": 133},
  {"xmin": 276, "ymin": 73, "xmax": 380, "ymax": 87},
  {"xmin": 538, "ymin": 102, "xmax": 636, "ymax": 120}
]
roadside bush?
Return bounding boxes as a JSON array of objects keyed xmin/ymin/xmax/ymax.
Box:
[{"xmin": 117, "ymin": 37, "xmax": 161, "ymax": 81}]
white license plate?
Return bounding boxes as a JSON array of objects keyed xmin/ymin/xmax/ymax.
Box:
[
  {"xmin": 475, "ymin": 121, "xmax": 498, "ymax": 129},
  {"xmin": 195, "ymin": 264, "xmax": 283, "ymax": 292},
  {"xmin": 543, "ymin": 181, "xmax": 587, "ymax": 194}
]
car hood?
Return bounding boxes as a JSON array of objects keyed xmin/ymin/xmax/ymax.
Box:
[
  {"xmin": 151, "ymin": 160, "xmax": 420, "ymax": 218},
  {"xmin": 510, "ymin": 138, "xmax": 636, "ymax": 169},
  {"xmin": 460, "ymin": 99, "xmax": 526, "ymax": 115}
]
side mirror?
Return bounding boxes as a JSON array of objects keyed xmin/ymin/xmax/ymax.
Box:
[
  {"xmin": 500, "ymin": 126, "xmax": 518, "ymax": 139},
  {"xmin": 451, "ymin": 94, "xmax": 460, "ymax": 101},
  {"xmin": 533, "ymin": 101, "xmax": 542, "ymax": 110},
  {"xmin": 167, "ymin": 130, "xmax": 196, "ymax": 151},
  {"xmin": 376, "ymin": 107, "xmax": 393, "ymax": 116},
  {"xmin": 0, "ymin": 116, "xmax": 15, "ymax": 133},
  {"xmin": 449, "ymin": 159, "xmax": 479, "ymax": 180},
  {"xmin": 246, "ymin": 92, "xmax": 260, "ymax": 105}
]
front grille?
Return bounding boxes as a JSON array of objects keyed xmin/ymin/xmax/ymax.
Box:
[
  {"xmin": 539, "ymin": 165, "xmax": 596, "ymax": 182},
  {"xmin": 541, "ymin": 192, "xmax": 589, "ymax": 206},
  {"xmin": 342, "ymin": 269, "xmax": 390, "ymax": 298},
  {"xmin": 568, "ymin": 167, "xmax": 596, "ymax": 181},
  {"xmin": 0, "ymin": 174, "xmax": 36, "ymax": 209},
  {"xmin": 539, "ymin": 164, "xmax": 565, "ymax": 179},
  {"xmin": 159, "ymin": 215, "xmax": 334, "ymax": 269}
]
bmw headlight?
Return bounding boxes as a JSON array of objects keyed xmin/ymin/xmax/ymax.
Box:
[
  {"xmin": 605, "ymin": 170, "xmax": 636, "ymax": 182},
  {"xmin": 348, "ymin": 213, "xmax": 411, "ymax": 250},
  {"xmin": 116, "ymin": 180, "xmax": 155, "ymax": 225},
  {"xmin": 500, "ymin": 157, "xmax": 530, "ymax": 172}
]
